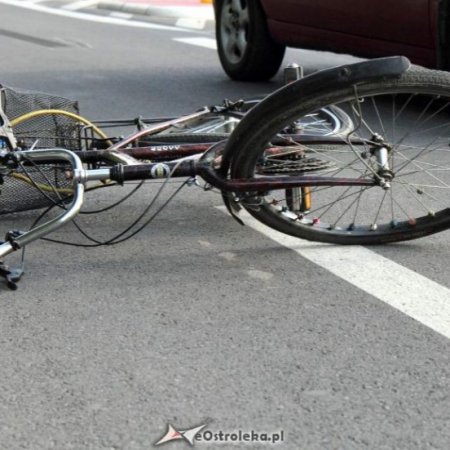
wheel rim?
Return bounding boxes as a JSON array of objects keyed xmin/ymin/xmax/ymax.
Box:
[
  {"xmin": 291, "ymin": 107, "xmax": 349, "ymax": 136},
  {"xmin": 220, "ymin": 0, "xmax": 249, "ymax": 64},
  {"xmin": 236, "ymin": 85, "xmax": 450, "ymax": 243}
]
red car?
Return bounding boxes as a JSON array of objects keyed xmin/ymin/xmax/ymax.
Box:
[{"xmin": 213, "ymin": 0, "xmax": 444, "ymax": 81}]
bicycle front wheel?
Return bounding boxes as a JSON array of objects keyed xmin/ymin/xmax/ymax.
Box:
[{"xmin": 230, "ymin": 67, "xmax": 450, "ymax": 244}]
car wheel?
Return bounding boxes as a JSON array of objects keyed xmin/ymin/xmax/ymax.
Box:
[{"xmin": 215, "ymin": 0, "xmax": 286, "ymax": 81}]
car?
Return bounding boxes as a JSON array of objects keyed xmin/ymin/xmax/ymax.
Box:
[{"xmin": 213, "ymin": 0, "xmax": 445, "ymax": 81}]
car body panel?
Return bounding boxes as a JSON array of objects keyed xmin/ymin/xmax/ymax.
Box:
[{"xmin": 259, "ymin": 0, "xmax": 443, "ymax": 68}]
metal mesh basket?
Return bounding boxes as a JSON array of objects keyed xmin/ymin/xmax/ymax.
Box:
[
  {"xmin": 0, "ymin": 85, "xmax": 81, "ymax": 215},
  {"xmin": 0, "ymin": 165, "xmax": 74, "ymax": 215},
  {"xmin": 2, "ymin": 85, "xmax": 81, "ymax": 150}
]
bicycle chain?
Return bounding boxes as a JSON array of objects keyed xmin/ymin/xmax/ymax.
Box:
[{"xmin": 262, "ymin": 157, "xmax": 335, "ymax": 173}]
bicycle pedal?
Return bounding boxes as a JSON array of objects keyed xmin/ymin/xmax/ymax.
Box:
[{"xmin": 0, "ymin": 261, "xmax": 23, "ymax": 290}]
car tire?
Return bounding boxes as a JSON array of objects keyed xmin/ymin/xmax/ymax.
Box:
[{"xmin": 215, "ymin": 0, "xmax": 286, "ymax": 81}]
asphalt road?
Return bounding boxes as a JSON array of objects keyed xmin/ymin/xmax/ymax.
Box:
[{"xmin": 0, "ymin": 2, "xmax": 449, "ymax": 449}]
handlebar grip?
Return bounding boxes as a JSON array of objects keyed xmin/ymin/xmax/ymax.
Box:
[{"xmin": 109, "ymin": 160, "xmax": 197, "ymax": 183}]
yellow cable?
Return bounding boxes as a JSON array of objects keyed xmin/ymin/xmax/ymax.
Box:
[
  {"xmin": 10, "ymin": 172, "xmax": 74, "ymax": 194},
  {"xmin": 10, "ymin": 109, "xmax": 111, "ymax": 144},
  {"xmin": 9, "ymin": 109, "xmax": 113, "ymax": 192}
]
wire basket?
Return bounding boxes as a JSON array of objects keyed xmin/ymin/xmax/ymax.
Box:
[{"xmin": 0, "ymin": 85, "xmax": 81, "ymax": 214}]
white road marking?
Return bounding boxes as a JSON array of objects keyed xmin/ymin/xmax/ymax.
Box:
[
  {"xmin": 109, "ymin": 11, "xmax": 133, "ymax": 19},
  {"xmin": 175, "ymin": 18, "xmax": 206, "ymax": 30},
  {"xmin": 174, "ymin": 37, "xmax": 217, "ymax": 50},
  {"xmin": 0, "ymin": 0, "xmax": 190, "ymax": 32},
  {"xmin": 62, "ymin": 0, "xmax": 99, "ymax": 11},
  {"xmin": 218, "ymin": 207, "xmax": 450, "ymax": 340}
]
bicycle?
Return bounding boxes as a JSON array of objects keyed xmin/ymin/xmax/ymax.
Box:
[{"xmin": 1, "ymin": 55, "xmax": 449, "ymax": 289}]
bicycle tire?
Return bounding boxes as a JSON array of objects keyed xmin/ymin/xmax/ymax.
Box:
[{"xmin": 229, "ymin": 66, "xmax": 450, "ymax": 244}]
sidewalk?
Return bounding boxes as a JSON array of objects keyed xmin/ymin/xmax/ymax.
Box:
[{"xmin": 97, "ymin": 0, "xmax": 215, "ymax": 29}]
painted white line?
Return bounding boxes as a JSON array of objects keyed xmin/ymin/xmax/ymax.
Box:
[
  {"xmin": 217, "ymin": 207, "xmax": 450, "ymax": 340},
  {"xmin": 0, "ymin": 0, "xmax": 190, "ymax": 32},
  {"xmin": 109, "ymin": 11, "xmax": 133, "ymax": 19},
  {"xmin": 174, "ymin": 37, "xmax": 217, "ymax": 50},
  {"xmin": 62, "ymin": 0, "xmax": 99, "ymax": 11},
  {"xmin": 175, "ymin": 18, "xmax": 206, "ymax": 30}
]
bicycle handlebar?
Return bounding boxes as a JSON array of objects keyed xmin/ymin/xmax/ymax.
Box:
[{"xmin": 0, "ymin": 149, "xmax": 88, "ymax": 258}]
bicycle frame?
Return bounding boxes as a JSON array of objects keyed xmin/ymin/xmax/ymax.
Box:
[{"xmin": 0, "ymin": 56, "xmax": 411, "ymax": 289}]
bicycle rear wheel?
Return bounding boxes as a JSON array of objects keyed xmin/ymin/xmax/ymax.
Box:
[
  {"xmin": 230, "ymin": 67, "xmax": 450, "ymax": 244},
  {"xmin": 141, "ymin": 104, "xmax": 353, "ymax": 145}
]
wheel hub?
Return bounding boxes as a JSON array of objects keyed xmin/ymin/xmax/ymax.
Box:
[
  {"xmin": 231, "ymin": 12, "xmax": 239, "ymax": 30},
  {"xmin": 369, "ymin": 134, "xmax": 395, "ymax": 187}
]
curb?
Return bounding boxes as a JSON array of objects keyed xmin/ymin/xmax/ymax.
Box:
[{"xmin": 97, "ymin": 0, "xmax": 215, "ymax": 30}]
